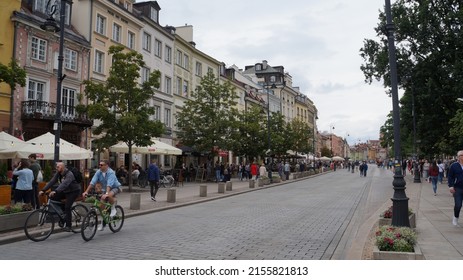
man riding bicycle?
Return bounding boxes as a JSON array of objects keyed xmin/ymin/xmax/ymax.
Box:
[
  {"xmin": 39, "ymin": 162, "xmax": 81, "ymax": 232},
  {"xmin": 82, "ymin": 160, "xmax": 121, "ymax": 230}
]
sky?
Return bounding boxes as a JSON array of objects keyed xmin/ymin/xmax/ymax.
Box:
[{"xmin": 155, "ymin": 0, "xmax": 391, "ymax": 145}]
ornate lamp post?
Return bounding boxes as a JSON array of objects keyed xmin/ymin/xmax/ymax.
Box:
[
  {"xmin": 385, "ymin": 0, "xmax": 410, "ymax": 227},
  {"xmin": 266, "ymin": 83, "xmax": 276, "ymax": 183},
  {"xmin": 40, "ymin": 0, "xmax": 68, "ymax": 163}
]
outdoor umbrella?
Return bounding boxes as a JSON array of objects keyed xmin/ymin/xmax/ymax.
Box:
[
  {"xmin": 0, "ymin": 132, "xmax": 92, "ymax": 160},
  {"xmin": 0, "ymin": 131, "xmax": 24, "ymax": 150},
  {"xmin": 110, "ymin": 139, "xmax": 182, "ymax": 155},
  {"xmin": 332, "ymin": 156, "xmax": 345, "ymax": 161}
]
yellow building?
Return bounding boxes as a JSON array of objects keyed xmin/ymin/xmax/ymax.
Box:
[{"xmin": 0, "ymin": 0, "xmax": 21, "ymax": 132}]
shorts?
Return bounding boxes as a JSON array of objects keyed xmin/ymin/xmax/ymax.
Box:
[{"xmin": 109, "ymin": 187, "xmax": 121, "ymax": 196}]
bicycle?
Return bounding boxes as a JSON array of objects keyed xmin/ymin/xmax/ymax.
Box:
[
  {"xmin": 80, "ymin": 194, "xmax": 125, "ymax": 241},
  {"xmin": 160, "ymin": 172, "xmax": 175, "ymax": 188},
  {"xmin": 24, "ymin": 194, "xmax": 88, "ymax": 242}
]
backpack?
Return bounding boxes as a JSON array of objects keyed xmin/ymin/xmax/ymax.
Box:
[{"xmin": 67, "ymin": 166, "xmax": 83, "ymax": 183}]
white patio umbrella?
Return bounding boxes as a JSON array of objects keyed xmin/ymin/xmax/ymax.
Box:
[
  {"xmin": 319, "ymin": 156, "xmax": 332, "ymax": 161},
  {"xmin": 0, "ymin": 131, "xmax": 24, "ymax": 150},
  {"xmin": 0, "ymin": 132, "xmax": 92, "ymax": 160},
  {"xmin": 332, "ymin": 156, "xmax": 345, "ymax": 161},
  {"xmin": 110, "ymin": 139, "xmax": 182, "ymax": 155}
]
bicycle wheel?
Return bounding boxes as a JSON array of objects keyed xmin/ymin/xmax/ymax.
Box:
[
  {"xmin": 108, "ymin": 205, "xmax": 124, "ymax": 233},
  {"xmin": 81, "ymin": 209, "xmax": 98, "ymax": 241},
  {"xmin": 24, "ymin": 209, "xmax": 54, "ymax": 242},
  {"xmin": 167, "ymin": 177, "xmax": 174, "ymax": 188},
  {"xmin": 70, "ymin": 204, "xmax": 88, "ymax": 233}
]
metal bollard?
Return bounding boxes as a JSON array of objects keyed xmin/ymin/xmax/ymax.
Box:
[
  {"xmin": 167, "ymin": 188, "xmax": 176, "ymax": 203},
  {"xmin": 129, "ymin": 193, "xmax": 141, "ymax": 210},
  {"xmin": 226, "ymin": 181, "xmax": 232, "ymax": 191},
  {"xmin": 218, "ymin": 182, "xmax": 225, "ymax": 193},
  {"xmin": 200, "ymin": 185, "xmax": 207, "ymax": 197}
]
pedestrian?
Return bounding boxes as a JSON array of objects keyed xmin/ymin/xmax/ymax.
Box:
[
  {"xmin": 423, "ymin": 159, "xmax": 430, "ymax": 182},
  {"xmin": 362, "ymin": 161, "xmax": 368, "ymax": 177},
  {"xmin": 251, "ymin": 161, "xmax": 259, "ymax": 180},
  {"xmin": 359, "ymin": 163, "xmax": 364, "ymax": 177},
  {"xmin": 39, "ymin": 162, "xmax": 81, "ymax": 232},
  {"xmin": 12, "ymin": 159, "xmax": 34, "ymax": 204},
  {"xmin": 215, "ymin": 161, "xmax": 221, "ymax": 182},
  {"xmin": 28, "ymin": 153, "xmax": 42, "ymax": 209},
  {"xmin": 284, "ymin": 161, "xmax": 290, "ymax": 180},
  {"xmin": 447, "ymin": 150, "xmax": 463, "ymax": 226},
  {"xmin": 259, "ymin": 162, "xmax": 267, "ymax": 178},
  {"xmin": 438, "ymin": 160, "xmax": 445, "ymax": 184},
  {"xmin": 429, "ymin": 161, "xmax": 439, "ymax": 195},
  {"xmin": 147, "ymin": 159, "xmax": 160, "ymax": 201}
]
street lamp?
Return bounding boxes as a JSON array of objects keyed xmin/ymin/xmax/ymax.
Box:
[
  {"xmin": 410, "ymin": 77, "xmax": 421, "ymax": 183},
  {"xmin": 385, "ymin": 0, "xmax": 410, "ymax": 227},
  {"xmin": 330, "ymin": 125, "xmax": 335, "ymax": 156},
  {"xmin": 40, "ymin": 0, "xmax": 68, "ymax": 163},
  {"xmin": 266, "ymin": 83, "xmax": 277, "ymax": 183}
]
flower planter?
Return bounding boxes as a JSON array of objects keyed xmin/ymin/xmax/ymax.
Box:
[
  {"xmin": 0, "ymin": 211, "xmax": 30, "ymax": 232},
  {"xmin": 379, "ymin": 213, "xmax": 416, "ymax": 228},
  {"xmin": 272, "ymin": 177, "xmax": 281, "ymax": 183},
  {"xmin": 373, "ymin": 244, "xmax": 424, "ymax": 260},
  {"xmin": 0, "ymin": 185, "xmax": 11, "ymax": 206}
]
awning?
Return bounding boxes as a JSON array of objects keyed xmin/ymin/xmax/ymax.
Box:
[
  {"xmin": 110, "ymin": 139, "xmax": 182, "ymax": 155},
  {"xmin": 0, "ymin": 131, "xmax": 24, "ymax": 151}
]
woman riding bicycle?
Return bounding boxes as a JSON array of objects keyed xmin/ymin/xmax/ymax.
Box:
[
  {"xmin": 39, "ymin": 162, "xmax": 81, "ymax": 232},
  {"xmin": 82, "ymin": 160, "xmax": 121, "ymax": 230}
]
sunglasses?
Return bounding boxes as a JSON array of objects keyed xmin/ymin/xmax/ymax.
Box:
[{"xmin": 99, "ymin": 163, "xmax": 105, "ymax": 166}]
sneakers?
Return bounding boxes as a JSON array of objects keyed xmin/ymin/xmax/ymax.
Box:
[
  {"xmin": 62, "ymin": 227, "xmax": 72, "ymax": 232},
  {"xmin": 110, "ymin": 205, "xmax": 117, "ymax": 217},
  {"xmin": 151, "ymin": 196, "xmax": 156, "ymax": 201},
  {"xmin": 453, "ymin": 216, "xmax": 458, "ymax": 226},
  {"xmin": 98, "ymin": 223, "xmax": 106, "ymax": 231}
]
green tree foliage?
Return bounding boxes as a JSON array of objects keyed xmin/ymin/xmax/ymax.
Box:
[
  {"xmin": 289, "ymin": 118, "xmax": 313, "ymax": 155},
  {"xmin": 82, "ymin": 45, "xmax": 164, "ymax": 191},
  {"xmin": 360, "ymin": 0, "xmax": 463, "ymax": 157},
  {"xmin": 0, "ymin": 58, "xmax": 26, "ymax": 90},
  {"xmin": 320, "ymin": 146, "xmax": 331, "ymax": 157},
  {"xmin": 267, "ymin": 112, "xmax": 291, "ymax": 157},
  {"xmin": 233, "ymin": 105, "xmax": 267, "ymax": 161},
  {"xmin": 176, "ymin": 71, "xmax": 240, "ymax": 156}
]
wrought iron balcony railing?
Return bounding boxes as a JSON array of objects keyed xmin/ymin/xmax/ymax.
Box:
[{"xmin": 21, "ymin": 100, "xmax": 93, "ymax": 127}]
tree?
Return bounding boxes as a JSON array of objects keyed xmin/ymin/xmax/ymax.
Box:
[
  {"xmin": 233, "ymin": 105, "xmax": 267, "ymax": 161},
  {"xmin": 176, "ymin": 71, "xmax": 240, "ymax": 157},
  {"xmin": 288, "ymin": 118, "xmax": 313, "ymax": 155},
  {"xmin": 0, "ymin": 58, "xmax": 26, "ymax": 91},
  {"xmin": 266, "ymin": 112, "xmax": 291, "ymax": 157},
  {"xmin": 82, "ymin": 45, "xmax": 164, "ymax": 191},
  {"xmin": 360, "ymin": 0, "xmax": 463, "ymax": 157}
]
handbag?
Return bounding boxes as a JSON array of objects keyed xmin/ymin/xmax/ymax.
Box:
[{"xmin": 37, "ymin": 170, "xmax": 44, "ymax": 183}]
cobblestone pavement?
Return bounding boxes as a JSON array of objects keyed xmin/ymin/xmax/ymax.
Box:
[{"xmin": 0, "ymin": 170, "xmax": 376, "ymax": 260}]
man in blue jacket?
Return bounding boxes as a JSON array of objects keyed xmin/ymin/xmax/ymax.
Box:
[
  {"xmin": 148, "ymin": 159, "xmax": 160, "ymax": 201},
  {"xmin": 448, "ymin": 150, "xmax": 463, "ymax": 226}
]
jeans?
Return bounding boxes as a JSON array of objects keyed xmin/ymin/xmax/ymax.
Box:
[
  {"xmin": 438, "ymin": 172, "xmax": 444, "ymax": 184},
  {"xmin": 453, "ymin": 187, "xmax": 463, "ymax": 218},
  {"xmin": 31, "ymin": 181, "xmax": 39, "ymax": 209},
  {"xmin": 430, "ymin": 176, "xmax": 438, "ymax": 194},
  {"xmin": 51, "ymin": 189, "xmax": 80, "ymax": 228},
  {"xmin": 215, "ymin": 170, "xmax": 221, "ymax": 182},
  {"xmin": 149, "ymin": 180, "xmax": 159, "ymax": 198}
]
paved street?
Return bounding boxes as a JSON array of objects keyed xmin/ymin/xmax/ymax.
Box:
[{"xmin": 0, "ymin": 166, "xmax": 394, "ymax": 260}]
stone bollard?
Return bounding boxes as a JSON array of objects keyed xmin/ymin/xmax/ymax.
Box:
[
  {"xmin": 258, "ymin": 178, "xmax": 264, "ymax": 187},
  {"xmin": 167, "ymin": 188, "xmax": 176, "ymax": 203},
  {"xmin": 218, "ymin": 182, "xmax": 225, "ymax": 193},
  {"xmin": 226, "ymin": 181, "xmax": 232, "ymax": 191},
  {"xmin": 200, "ymin": 185, "xmax": 207, "ymax": 197},
  {"xmin": 249, "ymin": 179, "xmax": 255, "ymax": 188},
  {"xmin": 129, "ymin": 193, "xmax": 141, "ymax": 210}
]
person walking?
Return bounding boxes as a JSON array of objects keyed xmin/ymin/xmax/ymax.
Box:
[
  {"xmin": 12, "ymin": 159, "xmax": 34, "ymax": 204},
  {"xmin": 284, "ymin": 161, "xmax": 290, "ymax": 180},
  {"xmin": 429, "ymin": 161, "xmax": 439, "ymax": 195},
  {"xmin": 28, "ymin": 154, "xmax": 42, "ymax": 209},
  {"xmin": 423, "ymin": 159, "xmax": 430, "ymax": 182},
  {"xmin": 438, "ymin": 160, "xmax": 445, "ymax": 184},
  {"xmin": 259, "ymin": 162, "xmax": 267, "ymax": 178},
  {"xmin": 147, "ymin": 159, "xmax": 160, "ymax": 201},
  {"xmin": 447, "ymin": 150, "xmax": 463, "ymax": 226},
  {"xmin": 39, "ymin": 162, "xmax": 81, "ymax": 232},
  {"xmin": 250, "ymin": 161, "xmax": 259, "ymax": 180}
]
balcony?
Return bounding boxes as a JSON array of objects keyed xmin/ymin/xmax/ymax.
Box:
[{"xmin": 21, "ymin": 100, "xmax": 93, "ymax": 127}]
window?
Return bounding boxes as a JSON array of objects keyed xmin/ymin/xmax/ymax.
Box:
[
  {"xmin": 176, "ymin": 50, "xmax": 182, "ymax": 66},
  {"xmin": 28, "ymin": 80, "xmax": 45, "ymax": 101},
  {"xmin": 183, "ymin": 80, "xmax": 188, "ymax": 97},
  {"xmin": 195, "ymin": 62, "xmax": 202, "ymax": 76},
  {"xmin": 62, "ymin": 88, "xmax": 76, "ymax": 116},
  {"xmin": 94, "ymin": 50, "xmax": 105, "ymax": 73},
  {"xmin": 176, "ymin": 77, "xmax": 182, "ymax": 95},
  {"xmin": 164, "ymin": 76, "xmax": 171, "ymax": 94},
  {"xmin": 141, "ymin": 67, "xmax": 150, "ymax": 83},
  {"xmin": 142, "ymin": 32, "xmax": 151, "ymax": 52},
  {"xmin": 112, "ymin": 23, "xmax": 121, "ymax": 42},
  {"xmin": 64, "ymin": 48, "xmax": 77, "ymax": 71},
  {"xmin": 31, "ymin": 37, "xmax": 47, "ymax": 62},
  {"xmin": 165, "ymin": 46, "xmax": 172, "ymax": 63},
  {"xmin": 154, "ymin": 39, "xmax": 162, "ymax": 58},
  {"xmin": 150, "ymin": 7, "xmax": 159, "ymax": 22},
  {"xmin": 153, "ymin": 105, "xmax": 160, "ymax": 120},
  {"xmin": 127, "ymin": 31, "xmax": 135, "ymax": 49},
  {"xmin": 183, "ymin": 54, "xmax": 189, "ymax": 69},
  {"xmin": 164, "ymin": 108, "xmax": 171, "ymax": 128},
  {"xmin": 96, "ymin": 14, "xmax": 106, "ymax": 35}
]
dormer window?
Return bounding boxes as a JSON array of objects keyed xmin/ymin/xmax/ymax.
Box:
[
  {"xmin": 150, "ymin": 7, "xmax": 159, "ymax": 23},
  {"xmin": 255, "ymin": 64, "xmax": 262, "ymax": 71}
]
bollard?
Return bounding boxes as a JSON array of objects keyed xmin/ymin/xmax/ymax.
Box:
[
  {"xmin": 258, "ymin": 178, "xmax": 264, "ymax": 187},
  {"xmin": 129, "ymin": 193, "xmax": 141, "ymax": 210},
  {"xmin": 249, "ymin": 179, "xmax": 255, "ymax": 188},
  {"xmin": 167, "ymin": 188, "xmax": 176, "ymax": 203},
  {"xmin": 218, "ymin": 182, "xmax": 225, "ymax": 193},
  {"xmin": 200, "ymin": 185, "xmax": 207, "ymax": 197},
  {"xmin": 226, "ymin": 181, "xmax": 232, "ymax": 191}
]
